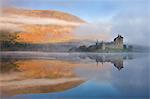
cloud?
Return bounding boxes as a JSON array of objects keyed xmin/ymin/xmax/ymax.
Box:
[
  {"xmin": 1, "ymin": 0, "xmax": 149, "ymax": 46},
  {"xmin": 0, "ymin": 15, "xmax": 83, "ymax": 26},
  {"xmin": 73, "ymin": 2, "xmax": 149, "ymax": 47},
  {"xmin": 111, "ymin": 6, "xmax": 149, "ymax": 46},
  {"xmin": 74, "ymin": 23, "xmax": 112, "ymax": 42},
  {"xmin": 0, "ymin": 23, "xmax": 24, "ymax": 33}
]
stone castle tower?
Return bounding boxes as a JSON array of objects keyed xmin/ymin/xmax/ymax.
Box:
[
  {"xmin": 114, "ymin": 34, "xmax": 123, "ymax": 49},
  {"xmin": 101, "ymin": 41, "xmax": 105, "ymax": 50}
]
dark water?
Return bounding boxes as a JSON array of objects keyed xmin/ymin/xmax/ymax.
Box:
[{"xmin": 0, "ymin": 52, "xmax": 149, "ymax": 99}]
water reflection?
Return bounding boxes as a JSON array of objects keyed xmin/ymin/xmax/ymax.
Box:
[
  {"xmin": 0, "ymin": 58, "xmax": 20, "ymax": 73},
  {"xmin": 86, "ymin": 55, "xmax": 125, "ymax": 70},
  {"xmin": 0, "ymin": 52, "xmax": 149, "ymax": 98},
  {"xmin": 78, "ymin": 54, "xmax": 133, "ymax": 70}
]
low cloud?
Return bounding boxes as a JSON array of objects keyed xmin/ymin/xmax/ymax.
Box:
[
  {"xmin": 111, "ymin": 7, "xmax": 149, "ymax": 46},
  {"xmin": 73, "ymin": 6, "xmax": 149, "ymax": 47},
  {"xmin": 0, "ymin": 23, "xmax": 23, "ymax": 33},
  {"xmin": 74, "ymin": 22, "xmax": 112, "ymax": 42},
  {"xmin": 0, "ymin": 15, "xmax": 82, "ymax": 26}
]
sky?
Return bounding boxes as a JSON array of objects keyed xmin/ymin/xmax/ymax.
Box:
[
  {"xmin": 1, "ymin": 0, "xmax": 150, "ymax": 46},
  {"xmin": 1, "ymin": 0, "xmax": 148, "ymax": 22}
]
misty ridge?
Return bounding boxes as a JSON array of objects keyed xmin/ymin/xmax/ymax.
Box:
[
  {"xmin": 0, "ymin": 3, "xmax": 149, "ymax": 52},
  {"xmin": 0, "ymin": 22, "xmax": 149, "ymax": 52}
]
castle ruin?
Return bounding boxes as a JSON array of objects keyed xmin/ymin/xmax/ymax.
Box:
[
  {"xmin": 69, "ymin": 34, "xmax": 124, "ymax": 52},
  {"xmin": 96, "ymin": 34, "xmax": 123, "ymax": 50}
]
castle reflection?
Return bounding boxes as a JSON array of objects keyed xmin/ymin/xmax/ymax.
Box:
[
  {"xmin": 0, "ymin": 53, "xmax": 134, "ymax": 74},
  {"xmin": 0, "ymin": 53, "xmax": 135, "ymax": 96},
  {"xmin": 79, "ymin": 54, "xmax": 133, "ymax": 70}
]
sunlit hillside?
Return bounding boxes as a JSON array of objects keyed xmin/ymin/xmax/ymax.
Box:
[{"xmin": 1, "ymin": 8, "xmax": 85, "ymax": 43}]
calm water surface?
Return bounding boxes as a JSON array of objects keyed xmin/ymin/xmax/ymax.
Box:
[{"xmin": 0, "ymin": 52, "xmax": 149, "ymax": 99}]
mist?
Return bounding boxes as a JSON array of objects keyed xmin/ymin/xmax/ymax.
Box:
[
  {"xmin": 0, "ymin": 23, "xmax": 24, "ymax": 33},
  {"xmin": 1, "ymin": 0, "xmax": 149, "ymax": 48},
  {"xmin": 73, "ymin": 22, "xmax": 112, "ymax": 42},
  {"xmin": 0, "ymin": 15, "xmax": 82, "ymax": 26},
  {"xmin": 73, "ymin": 6, "xmax": 149, "ymax": 47}
]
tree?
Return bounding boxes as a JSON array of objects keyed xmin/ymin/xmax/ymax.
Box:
[
  {"xmin": 0, "ymin": 29, "xmax": 19, "ymax": 44},
  {"xmin": 0, "ymin": 29, "xmax": 20, "ymax": 50}
]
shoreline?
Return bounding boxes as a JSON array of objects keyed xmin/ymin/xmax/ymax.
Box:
[{"xmin": 0, "ymin": 51, "xmax": 148, "ymax": 54}]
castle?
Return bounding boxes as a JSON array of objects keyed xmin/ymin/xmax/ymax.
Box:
[
  {"xmin": 69, "ymin": 34, "xmax": 124, "ymax": 52},
  {"xmin": 95, "ymin": 34, "xmax": 123, "ymax": 50}
]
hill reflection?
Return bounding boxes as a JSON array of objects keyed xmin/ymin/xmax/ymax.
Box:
[{"xmin": 0, "ymin": 52, "xmax": 135, "ymax": 96}]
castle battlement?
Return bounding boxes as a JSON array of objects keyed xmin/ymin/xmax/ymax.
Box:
[
  {"xmin": 69, "ymin": 34, "xmax": 124, "ymax": 52},
  {"xmin": 96, "ymin": 34, "xmax": 124, "ymax": 50}
]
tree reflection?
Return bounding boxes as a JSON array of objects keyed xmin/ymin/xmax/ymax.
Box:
[{"xmin": 0, "ymin": 58, "xmax": 19, "ymax": 73}]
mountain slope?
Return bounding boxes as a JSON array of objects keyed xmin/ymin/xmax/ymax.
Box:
[
  {"xmin": 0, "ymin": 8, "xmax": 85, "ymax": 43},
  {"xmin": 2, "ymin": 8, "xmax": 85, "ymax": 23}
]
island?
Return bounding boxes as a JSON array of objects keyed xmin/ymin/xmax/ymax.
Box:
[{"xmin": 69, "ymin": 34, "xmax": 132, "ymax": 52}]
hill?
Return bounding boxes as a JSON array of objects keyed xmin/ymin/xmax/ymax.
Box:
[{"xmin": 0, "ymin": 8, "xmax": 85, "ymax": 43}]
